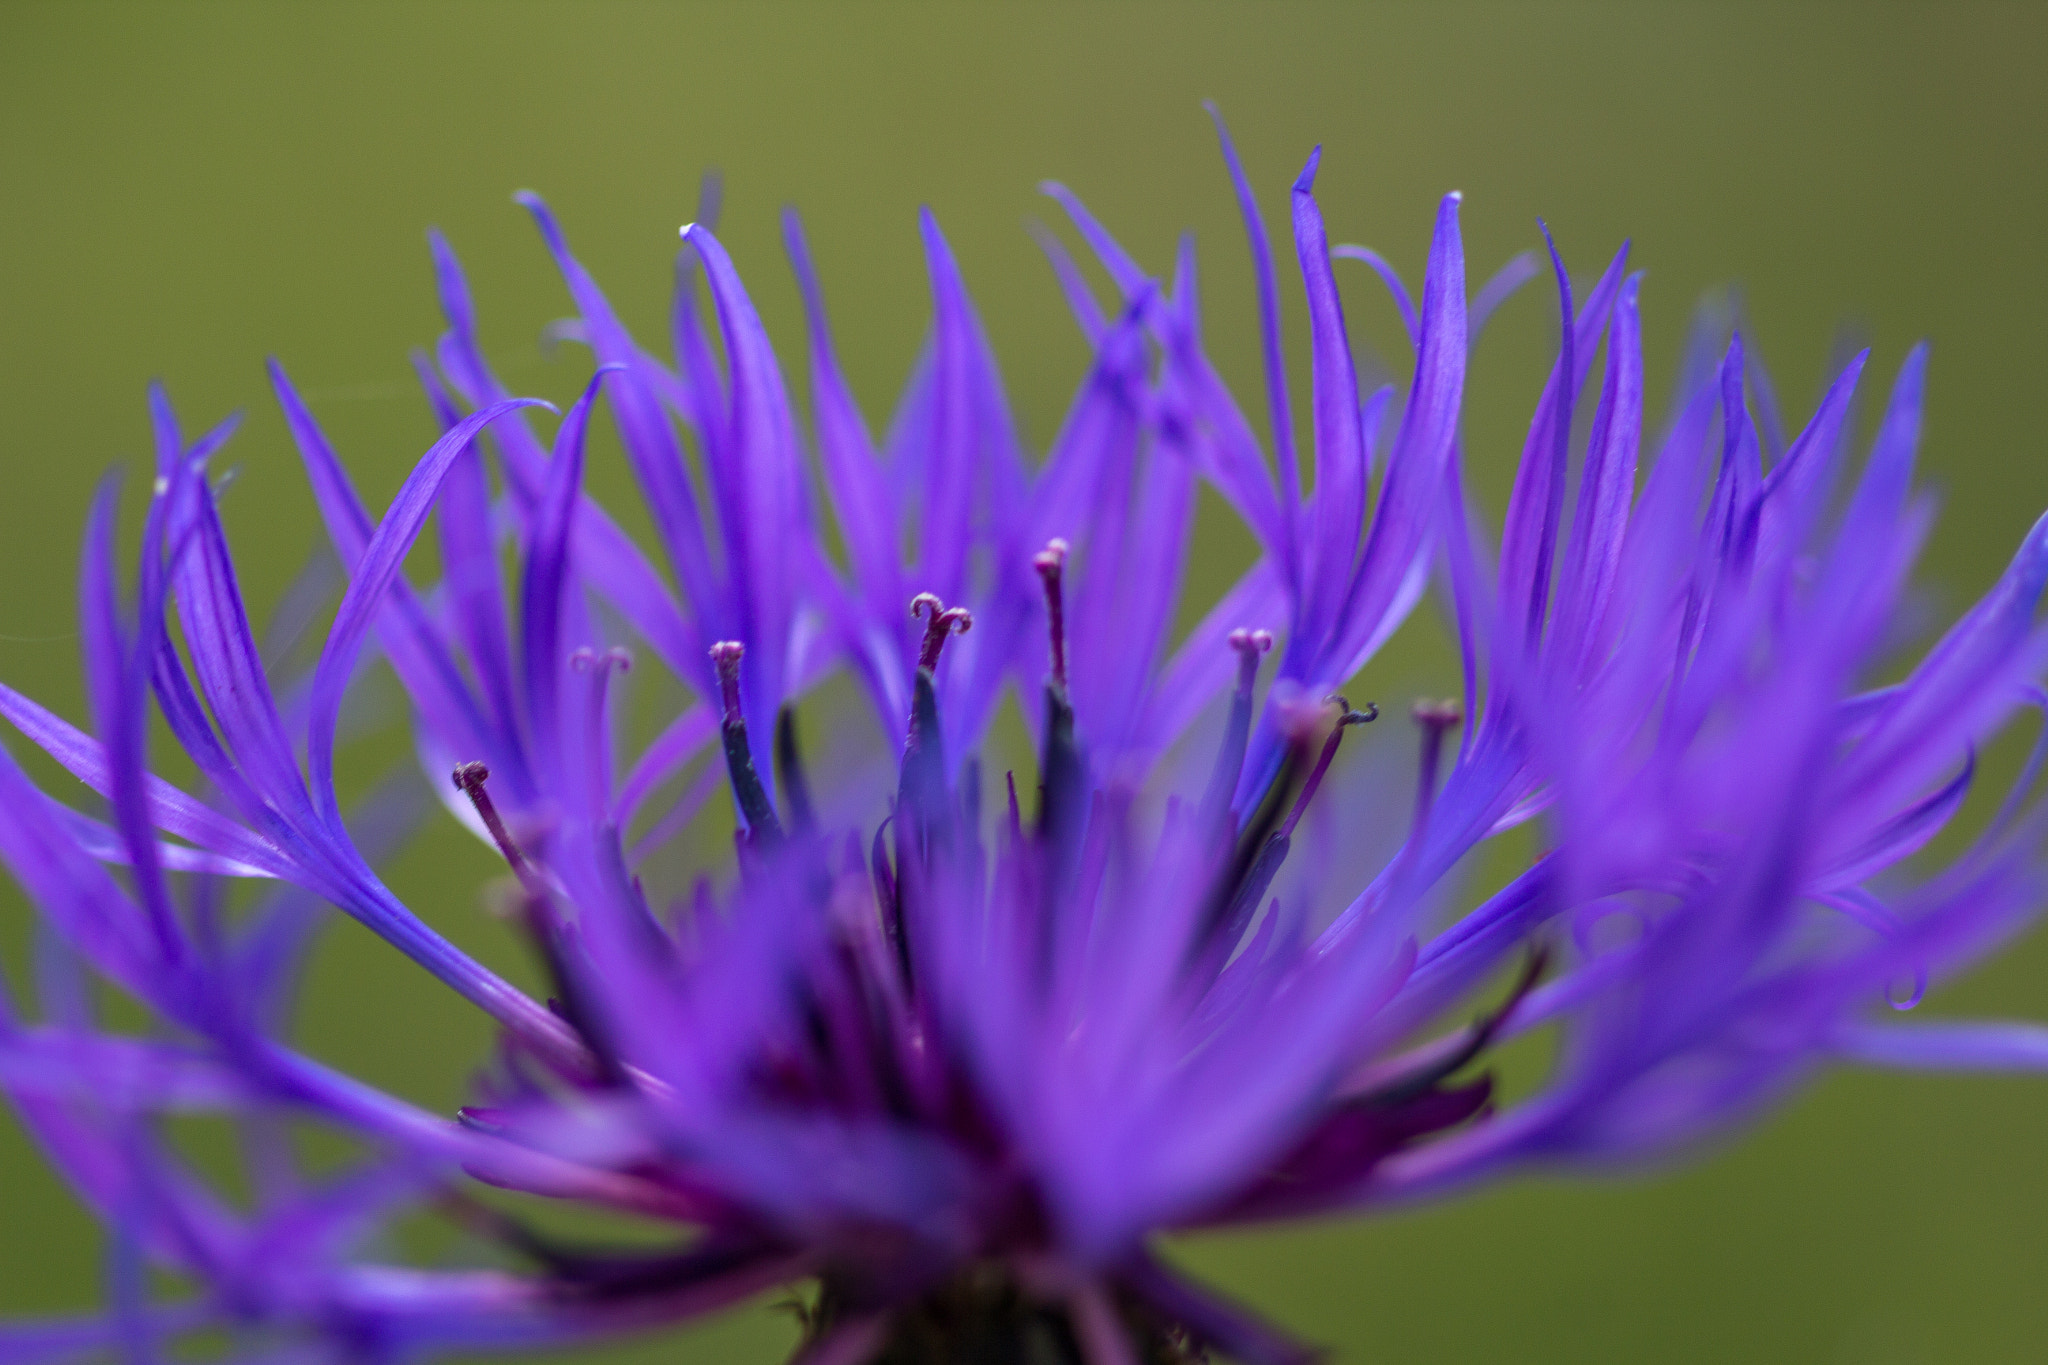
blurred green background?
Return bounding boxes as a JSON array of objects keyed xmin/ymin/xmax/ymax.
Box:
[{"xmin": 3, "ymin": 2, "xmax": 2047, "ymax": 1361}]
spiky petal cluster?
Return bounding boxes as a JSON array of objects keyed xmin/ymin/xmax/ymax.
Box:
[{"xmin": 3, "ymin": 114, "xmax": 2047, "ymax": 1365}]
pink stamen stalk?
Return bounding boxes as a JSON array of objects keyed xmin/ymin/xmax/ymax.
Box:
[
  {"xmin": 710, "ymin": 640, "xmax": 746, "ymax": 725},
  {"xmin": 1034, "ymin": 538, "xmax": 1071, "ymax": 690},
  {"xmin": 452, "ymin": 762, "xmax": 543, "ymax": 898}
]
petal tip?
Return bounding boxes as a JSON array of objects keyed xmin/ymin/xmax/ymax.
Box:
[{"xmin": 1292, "ymin": 145, "xmax": 1323, "ymax": 195}]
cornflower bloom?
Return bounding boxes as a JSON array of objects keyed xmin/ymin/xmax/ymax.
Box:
[{"xmin": 3, "ymin": 112, "xmax": 2047, "ymax": 1364}]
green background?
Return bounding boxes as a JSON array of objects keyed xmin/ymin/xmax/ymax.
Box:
[{"xmin": 3, "ymin": 2, "xmax": 2047, "ymax": 1361}]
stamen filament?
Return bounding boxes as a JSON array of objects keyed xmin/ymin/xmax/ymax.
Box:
[
  {"xmin": 571, "ymin": 646, "xmax": 632, "ymax": 819},
  {"xmin": 711, "ymin": 639, "xmax": 745, "ymax": 726},
  {"xmin": 1197, "ymin": 691, "xmax": 1363, "ymax": 952},
  {"xmin": 775, "ymin": 706, "xmax": 817, "ymax": 833},
  {"xmin": 1034, "ymin": 538, "xmax": 1070, "ymax": 691},
  {"xmin": 910, "ymin": 593, "xmax": 974, "ymax": 673},
  {"xmin": 452, "ymin": 761, "xmax": 544, "ymax": 897},
  {"xmin": 709, "ymin": 641, "xmax": 783, "ymax": 843},
  {"xmin": 897, "ymin": 595, "xmax": 968, "ymax": 823},
  {"xmin": 1232, "ymin": 628, "xmax": 1275, "ymax": 693},
  {"xmin": 1410, "ymin": 698, "xmax": 1463, "ymax": 842},
  {"xmin": 453, "ymin": 761, "xmax": 628, "ymax": 1086},
  {"xmin": 1200, "ymin": 627, "xmax": 1274, "ymax": 830},
  {"xmin": 1278, "ymin": 695, "xmax": 1377, "ymax": 840}
]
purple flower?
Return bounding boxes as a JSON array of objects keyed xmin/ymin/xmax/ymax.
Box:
[{"xmin": 2, "ymin": 112, "xmax": 2046, "ymax": 1365}]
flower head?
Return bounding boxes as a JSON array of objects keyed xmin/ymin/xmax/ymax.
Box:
[{"xmin": 3, "ymin": 113, "xmax": 2047, "ymax": 1365}]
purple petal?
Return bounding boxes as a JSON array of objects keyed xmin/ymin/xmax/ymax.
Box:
[
  {"xmin": 1468, "ymin": 250, "xmax": 1541, "ymax": 346},
  {"xmin": 1332, "ymin": 244, "xmax": 1419, "ymax": 349},
  {"xmin": 1205, "ymin": 103, "xmax": 1302, "ymax": 519},
  {"xmin": 1292, "ymin": 149, "xmax": 1371, "ymax": 652}
]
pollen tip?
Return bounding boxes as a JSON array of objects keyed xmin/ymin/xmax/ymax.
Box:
[
  {"xmin": 451, "ymin": 760, "xmax": 490, "ymax": 792},
  {"xmin": 571, "ymin": 645, "xmax": 633, "ymax": 674},
  {"xmin": 1412, "ymin": 697, "xmax": 1465, "ymax": 727},
  {"xmin": 1327, "ymin": 694, "xmax": 1377, "ymax": 726},
  {"xmin": 911, "ymin": 595, "xmax": 972, "ymax": 670}
]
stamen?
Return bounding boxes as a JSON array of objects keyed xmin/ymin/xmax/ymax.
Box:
[
  {"xmin": 898, "ymin": 673, "xmax": 949, "ymax": 847},
  {"xmin": 710, "ymin": 640, "xmax": 746, "ymax": 726},
  {"xmin": 1027, "ymin": 540, "xmax": 1088, "ymax": 867},
  {"xmin": 707, "ymin": 641, "xmax": 782, "ymax": 843},
  {"xmin": 1037, "ymin": 677, "xmax": 1083, "ymax": 850},
  {"xmin": 774, "ymin": 706, "xmax": 817, "ymax": 833},
  {"xmin": 1033, "ymin": 538, "xmax": 1070, "ymax": 690},
  {"xmin": 1410, "ymin": 697, "xmax": 1464, "ymax": 840},
  {"xmin": 910, "ymin": 593, "xmax": 973, "ymax": 673},
  {"xmin": 1230, "ymin": 627, "xmax": 1275, "ymax": 683},
  {"xmin": 1199, "ymin": 628, "xmax": 1275, "ymax": 830},
  {"xmin": 1197, "ymin": 690, "xmax": 1365, "ymax": 954},
  {"xmin": 570, "ymin": 648, "xmax": 633, "ymax": 816},
  {"xmin": 453, "ymin": 760, "xmax": 627, "ymax": 1087},
  {"xmin": 571, "ymin": 645, "xmax": 633, "ymax": 675},
  {"xmin": 452, "ymin": 761, "xmax": 542, "ymax": 895},
  {"xmin": 899, "ymin": 595, "xmax": 968, "ymax": 837},
  {"xmin": 1278, "ymin": 695, "xmax": 1376, "ymax": 840}
]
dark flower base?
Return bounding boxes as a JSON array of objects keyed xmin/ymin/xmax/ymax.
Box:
[{"xmin": 808, "ymin": 1269, "xmax": 1207, "ymax": 1365}]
